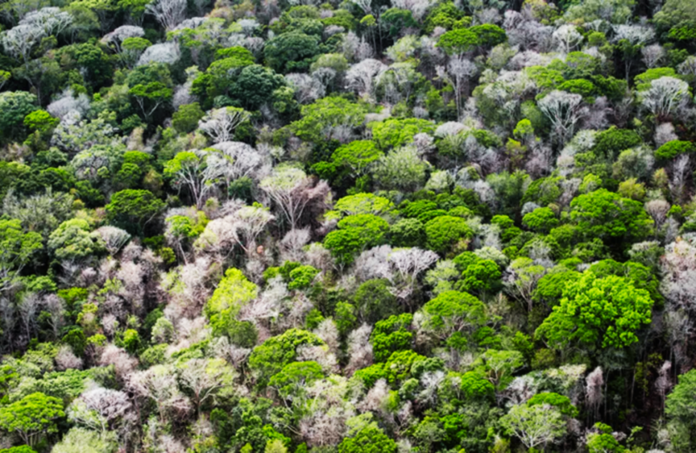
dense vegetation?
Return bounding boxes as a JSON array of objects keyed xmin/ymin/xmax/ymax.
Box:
[{"xmin": 0, "ymin": 0, "xmax": 695, "ymax": 451}]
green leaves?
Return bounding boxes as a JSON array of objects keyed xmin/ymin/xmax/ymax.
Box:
[
  {"xmin": 0, "ymin": 392, "xmax": 64, "ymax": 446},
  {"xmin": 535, "ymin": 271, "xmax": 654, "ymax": 351}
]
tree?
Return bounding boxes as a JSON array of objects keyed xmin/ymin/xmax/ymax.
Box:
[
  {"xmin": 640, "ymin": 77, "xmax": 691, "ymax": 121},
  {"xmin": 145, "ymin": 0, "xmax": 186, "ymax": 30},
  {"xmin": 164, "ymin": 151, "xmax": 211, "ymax": 209},
  {"xmin": 264, "ymin": 31, "xmax": 321, "ymax": 73},
  {"xmin": 105, "ymin": 189, "xmax": 165, "ymax": 235},
  {"xmin": 338, "ymin": 414, "xmax": 397, "ymax": 453},
  {"xmin": 436, "ymin": 28, "xmax": 478, "ymax": 55},
  {"xmin": 420, "ymin": 290, "xmax": 486, "ymax": 343},
  {"xmin": 260, "ymin": 165, "xmax": 329, "ymax": 229},
  {"xmin": 291, "ymin": 96, "xmax": 369, "ymax": 143},
  {"xmin": 172, "ymin": 102, "xmax": 205, "ymax": 133},
  {"xmin": 179, "ymin": 358, "xmax": 235, "ymax": 415},
  {"xmin": 51, "ymin": 427, "xmax": 116, "ymax": 453},
  {"xmin": 0, "ymin": 392, "xmax": 64, "ymax": 447},
  {"xmin": 424, "ymin": 215, "xmax": 473, "ymax": 255},
  {"xmin": 324, "ymin": 214, "xmax": 389, "ymax": 266},
  {"xmin": 268, "ymin": 361, "xmax": 324, "ymax": 399},
  {"xmin": 536, "ymin": 271, "xmax": 653, "ymax": 352},
  {"xmin": 204, "ymin": 267, "xmax": 258, "ymax": 336},
  {"xmin": 666, "ymin": 369, "xmax": 696, "ymax": 451},
  {"xmin": 371, "ymin": 146, "xmax": 429, "ymax": 192},
  {"xmin": 0, "ymin": 91, "xmax": 38, "ymax": 144},
  {"xmin": 248, "ymin": 329, "xmax": 324, "ymax": 387},
  {"xmin": 0, "ymin": 218, "xmax": 43, "ymax": 294},
  {"xmin": 48, "ymin": 219, "xmax": 106, "ymax": 262},
  {"xmin": 500, "ymin": 403, "xmax": 566, "ymax": 451},
  {"xmin": 570, "ymin": 189, "xmax": 653, "ymax": 249},
  {"xmin": 198, "ymin": 107, "xmax": 250, "ymax": 144},
  {"xmin": 537, "ymin": 90, "xmax": 588, "ymax": 145}
]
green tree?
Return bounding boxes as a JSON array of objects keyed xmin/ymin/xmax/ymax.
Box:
[
  {"xmin": 370, "ymin": 313, "xmax": 413, "ymax": 362},
  {"xmin": 324, "ymin": 214, "xmax": 389, "ymax": 265},
  {"xmin": 248, "ymin": 329, "xmax": 324, "ymax": 387},
  {"xmin": 264, "ymin": 32, "xmax": 321, "ymax": 73},
  {"xmin": 0, "ymin": 219, "xmax": 43, "ymax": 293},
  {"xmin": 436, "ymin": 28, "xmax": 479, "ymax": 55},
  {"xmin": 268, "ymin": 361, "xmax": 324, "ymax": 399},
  {"xmin": 172, "ymin": 103, "xmax": 205, "ymax": 133},
  {"xmin": 424, "ymin": 215, "xmax": 473, "ymax": 255},
  {"xmin": 105, "ymin": 189, "xmax": 165, "ymax": 235},
  {"xmin": 0, "ymin": 92, "xmax": 38, "ymax": 144},
  {"xmin": 536, "ymin": 271, "xmax": 653, "ymax": 352},
  {"xmin": 205, "ymin": 268, "xmax": 258, "ymax": 338},
  {"xmin": 0, "ymin": 392, "xmax": 64, "ymax": 447},
  {"xmin": 48, "ymin": 219, "xmax": 106, "ymax": 262},
  {"xmin": 338, "ymin": 414, "xmax": 397, "ymax": 453},
  {"xmin": 666, "ymin": 369, "xmax": 696, "ymax": 451},
  {"xmin": 522, "ymin": 207, "xmax": 559, "ymax": 234},
  {"xmin": 570, "ymin": 189, "xmax": 652, "ymax": 249}
]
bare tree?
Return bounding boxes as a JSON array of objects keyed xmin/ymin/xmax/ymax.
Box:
[
  {"xmin": 537, "ymin": 90, "xmax": 588, "ymax": 146},
  {"xmin": 260, "ymin": 165, "xmax": 330, "ymax": 229},
  {"xmin": 641, "ymin": 77, "xmax": 691, "ymax": 121},
  {"xmin": 436, "ymin": 56, "xmax": 477, "ymax": 119},
  {"xmin": 129, "ymin": 364, "xmax": 192, "ymax": 422},
  {"xmin": 552, "ymin": 24, "xmax": 583, "ymax": 54},
  {"xmin": 146, "ymin": 0, "xmax": 187, "ymax": 31},
  {"xmin": 198, "ymin": 108, "xmax": 250, "ymax": 144},
  {"xmin": 586, "ymin": 366, "xmax": 604, "ymax": 422},
  {"xmin": 178, "ymin": 358, "xmax": 234, "ymax": 415}
]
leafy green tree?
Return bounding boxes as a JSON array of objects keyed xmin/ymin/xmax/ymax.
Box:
[
  {"xmin": 228, "ymin": 64, "xmax": 287, "ymax": 111},
  {"xmin": 420, "ymin": 290, "xmax": 486, "ymax": 343},
  {"xmin": 0, "ymin": 219, "xmax": 43, "ymax": 293},
  {"xmin": 48, "ymin": 219, "xmax": 106, "ymax": 262},
  {"xmin": 370, "ymin": 313, "xmax": 413, "ymax": 362},
  {"xmin": 390, "ymin": 218, "xmax": 426, "ymax": 247},
  {"xmin": 331, "ymin": 140, "xmax": 384, "ymax": 180},
  {"xmin": 264, "ymin": 32, "xmax": 321, "ymax": 73},
  {"xmin": 291, "ymin": 96, "xmax": 369, "ymax": 143},
  {"xmin": 0, "ymin": 92, "xmax": 38, "ymax": 144},
  {"xmin": 105, "ymin": 189, "xmax": 165, "ymax": 235},
  {"xmin": 522, "ymin": 207, "xmax": 559, "ymax": 234},
  {"xmin": 527, "ymin": 392, "xmax": 579, "ymax": 417},
  {"xmin": 248, "ymin": 329, "xmax": 324, "ymax": 387},
  {"xmin": 0, "ymin": 392, "xmax": 64, "ymax": 447},
  {"xmin": 354, "ymin": 279, "xmax": 400, "ymax": 324},
  {"xmin": 370, "ymin": 118, "xmax": 436, "ymax": 150},
  {"xmin": 655, "ymin": 140, "xmax": 695, "ymax": 161},
  {"xmin": 536, "ymin": 271, "xmax": 653, "ymax": 352},
  {"xmin": 666, "ymin": 369, "xmax": 696, "ymax": 451},
  {"xmin": 172, "ymin": 102, "xmax": 205, "ymax": 133},
  {"xmin": 205, "ymin": 268, "xmax": 258, "ymax": 338},
  {"xmin": 436, "ymin": 28, "xmax": 479, "ymax": 55},
  {"xmin": 324, "ymin": 214, "xmax": 389, "ymax": 265},
  {"xmin": 459, "ymin": 259, "xmax": 502, "ymax": 296},
  {"xmin": 424, "ymin": 215, "xmax": 473, "ymax": 255},
  {"xmin": 338, "ymin": 414, "xmax": 397, "ymax": 453},
  {"xmin": 268, "ymin": 361, "xmax": 324, "ymax": 399},
  {"xmin": 570, "ymin": 189, "xmax": 653, "ymax": 249}
]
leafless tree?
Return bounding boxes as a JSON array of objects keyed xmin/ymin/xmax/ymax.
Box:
[
  {"xmin": 146, "ymin": 0, "xmax": 187, "ymax": 30},
  {"xmin": 586, "ymin": 366, "xmax": 604, "ymax": 422},
  {"xmin": 260, "ymin": 166, "xmax": 330, "ymax": 229},
  {"xmin": 538, "ymin": 90, "xmax": 588, "ymax": 146},
  {"xmin": 178, "ymin": 358, "xmax": 234, "ymax": 415},
  {"xmin": 198, "ymin": 108, "xmax": 250, "ymax": 144},
  {"xmin": 641, "ymin": 77, "xmax": 691, "ymax": 121}
]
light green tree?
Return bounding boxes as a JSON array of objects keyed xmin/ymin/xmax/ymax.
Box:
[{"xmin": 0, "ymin": 392, "xmax": 64, "ymax": 447}]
